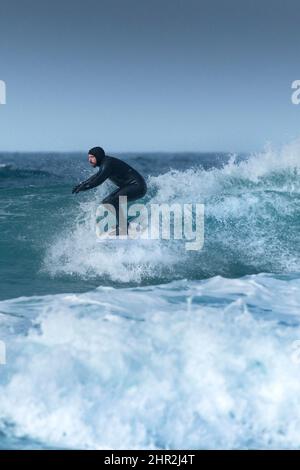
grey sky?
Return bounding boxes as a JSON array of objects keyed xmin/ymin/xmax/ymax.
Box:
[{"xmin": 0, "ymin": 0, "xmax": 299, "ymax": 152}]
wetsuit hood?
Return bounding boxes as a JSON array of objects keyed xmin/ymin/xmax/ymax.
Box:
[{"xmin": 88, "ymin": 147, "xmax": 105, "ymax": 166}]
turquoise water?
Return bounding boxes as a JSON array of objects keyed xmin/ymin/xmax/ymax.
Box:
[{"xmin": 0, "ymin": 144, "xmax": 300, "ymax": 449}]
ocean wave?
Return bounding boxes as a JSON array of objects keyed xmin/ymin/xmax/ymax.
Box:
[
  {"xmin": 43, "ymin": 141, "xmax": 300, "ymax": 283},
  {"xmin": 0, "ymin": 165, "xmax": 56, "ymax": 180},
  {"xmin": 0, "ymin": 274, "xmax": 300, "ymax": 449}
]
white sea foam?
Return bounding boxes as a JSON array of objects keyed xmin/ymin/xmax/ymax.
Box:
[{"xmin": 0, "ymin": 274, "xmax": 300, "ymax": 449}]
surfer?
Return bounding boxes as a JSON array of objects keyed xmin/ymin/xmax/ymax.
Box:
[{"xmin": 72, "ymin": 147, "xmax": 147, "ymax": 234}]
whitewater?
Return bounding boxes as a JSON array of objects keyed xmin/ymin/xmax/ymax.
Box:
[{"xmin": 0, "ymin": 141, "xmax": 299, "ymax": 449}]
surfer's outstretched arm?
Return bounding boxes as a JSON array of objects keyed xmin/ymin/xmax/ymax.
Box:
[{"xmin": 72, "ymin": 162, "xmax": 111, "ymax": 193}]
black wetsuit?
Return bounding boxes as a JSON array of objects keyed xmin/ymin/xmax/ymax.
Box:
[{"xmin": 72, "ymin": 155, "xmax": 147, "ymax": 227}]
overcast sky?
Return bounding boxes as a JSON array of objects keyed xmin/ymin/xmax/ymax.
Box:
[{"xmin": 0, "ymin": 0, "xmax": 300, "ymax": 152}]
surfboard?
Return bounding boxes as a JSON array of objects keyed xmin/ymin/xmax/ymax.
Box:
[{"xmin": 96, "ymin": 218, "xmax": 148, "ymax": 243}]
